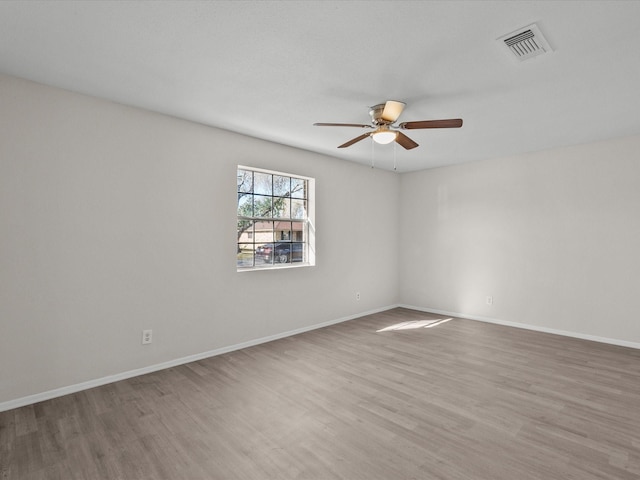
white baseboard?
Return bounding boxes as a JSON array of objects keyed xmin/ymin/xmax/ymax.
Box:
[
  {"xmin": 0, "ymin": 304, "xmax": 398, "ymax": 413},
  {"xmin": 399, "ymin": 303, "xmax": 640, "ymax": 350},
  {"xmin": 8, "ymin": 303, "xmax": 634, "ymax": 413}
]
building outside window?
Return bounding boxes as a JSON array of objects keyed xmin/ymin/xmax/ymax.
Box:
[{"xmin": 237, "ymin": 166, "xmax": 314, "ymax": 270}]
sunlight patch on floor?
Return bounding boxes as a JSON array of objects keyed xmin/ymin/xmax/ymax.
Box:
[{"xmin": 376, "ymin": 318, "xmax": 452, "ymax": 332}]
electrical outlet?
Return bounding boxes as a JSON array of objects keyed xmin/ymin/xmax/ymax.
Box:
[
  {"xmin": 356, "ymin": 292, "xmax": 361, "ymax": 301},
  {"xmin": 486, "ymin": 296, "xmax": 493, "ymax": 305},
  {"xmin": 142, "ymin": 329, "xmax": 153, "ymax": 345}
]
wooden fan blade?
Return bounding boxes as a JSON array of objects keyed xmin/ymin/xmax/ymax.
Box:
[
  {"xmin": 338, "ymin": 133, "xmax": 371, "ymax": 148},
  {"xmin": 399, "ymin": 119, "xmax": 463, "ymax": 130},
  {"xmin": 314, "ymin": 122, "xmax": 372, "ymax": 128},
  {"xmin": 395, "ymin": 132, "xmax": 419, "ymax": 150},
  {"xmin": 380, "ymin": 100, "xmax": 406, "ymax": 123}
]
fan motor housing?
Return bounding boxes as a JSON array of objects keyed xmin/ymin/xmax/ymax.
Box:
[{"xmin": 369, "ymin": 104, "xmax": 391, "ymax": 125}]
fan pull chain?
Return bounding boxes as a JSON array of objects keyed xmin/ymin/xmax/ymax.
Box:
[
  {"xmin": 371, "ymin": 136, "xmax": 375, "ymax": 169},
  {"xmin": 393, "ymin": 140, "xmax": 397, "ymax": 171}
]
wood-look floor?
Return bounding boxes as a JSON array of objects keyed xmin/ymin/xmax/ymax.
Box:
[{"xmin": 2, "ymin": 308, "xmax": 640, "ymax": 479}]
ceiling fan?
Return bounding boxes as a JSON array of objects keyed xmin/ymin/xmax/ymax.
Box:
[{"xmin": 314, "ymin": 100, "xmax": 462, "ymax": 150}]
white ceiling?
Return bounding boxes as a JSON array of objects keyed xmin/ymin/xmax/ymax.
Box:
[{"xmin": 2, "ymin": 1, "xmax": 640, "ymax": 172}]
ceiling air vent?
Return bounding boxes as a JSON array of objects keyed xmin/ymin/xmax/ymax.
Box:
[{"xmin": 498, "ymin": 23, "xmax": 553, "ymax": 62}]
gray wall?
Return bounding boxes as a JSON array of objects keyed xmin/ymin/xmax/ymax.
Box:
[
  {"xmin": 3, "ymin": 72, "xmax": 640, "ymax": 409},
  {"xmin": 399, "ymin": 136, "xmax": 640, "ymax": 345},
  {"xmin": 0, "ymin": 74, "xmax": 400, "ymax": 406}
]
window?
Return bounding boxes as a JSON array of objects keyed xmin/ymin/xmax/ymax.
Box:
[{"xmin": 237, "ymin": 166, "xmax": 314, "ymax": 270}]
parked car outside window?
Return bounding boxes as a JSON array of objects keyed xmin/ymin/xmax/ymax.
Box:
[{"xmin": 255, "ymin": 242, "xmax": 304, "ymax": 264}]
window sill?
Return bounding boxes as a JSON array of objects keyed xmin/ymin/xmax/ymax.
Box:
[{"xmin": 237, "ymin": 262, "xmax": 314, "ymax": 273}]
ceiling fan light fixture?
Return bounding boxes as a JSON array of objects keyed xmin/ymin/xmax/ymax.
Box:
[
  {"xmin": 380, "ymin": 100, "xmax": 406, "ymax": 123},
  {"xmin": 313, "ymin": 100, "xmax": 462, "ymax": 151},
  {"xmin": 372, "ymin": 130, "xmax": 397, "ymax": 144}
]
